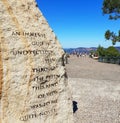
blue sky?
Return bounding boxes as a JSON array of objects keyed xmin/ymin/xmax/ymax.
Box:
[{"xmin": 36, "ymin": 0, "xmax": 120, "ymax": 48}]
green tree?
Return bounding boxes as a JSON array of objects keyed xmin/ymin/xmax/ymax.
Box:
[
  {"xmin": 105, "ymin": 46, "xmax": 120, "ymax": 57},
  {"xmin": 102, "ymin": 0, "xmax": 120, "ymax": 45},
  {"xmin": 97, "ymin": 45, "xmax": 106, "ymax": 56}
]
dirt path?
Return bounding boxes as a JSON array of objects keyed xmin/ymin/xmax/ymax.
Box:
[{"xmin": 66, "ymin": 55, "xmax": 120, "ymax": 123}]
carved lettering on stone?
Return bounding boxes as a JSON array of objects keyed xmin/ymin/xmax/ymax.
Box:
[{"xmin": 0, "ymin": 0, "xmax": 73, "ymax": 123}]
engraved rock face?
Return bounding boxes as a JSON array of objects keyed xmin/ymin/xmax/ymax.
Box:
[{"xmin": 0, "ymin": 0, "xmax": 73, "ymax": 123}]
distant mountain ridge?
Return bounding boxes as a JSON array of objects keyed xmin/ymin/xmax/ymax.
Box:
[{"xmin": 64, "ymin": 46, "xmax": 120, "ymax": 54}]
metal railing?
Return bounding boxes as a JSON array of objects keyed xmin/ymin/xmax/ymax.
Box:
[{"xmin": 98, "ymin": 56, "xmax": 120, "ymax": 65}]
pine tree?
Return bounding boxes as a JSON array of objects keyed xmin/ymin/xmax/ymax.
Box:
[{"xmin": 102, "ymin": 0, "xmax": 120, "ymax": 44}]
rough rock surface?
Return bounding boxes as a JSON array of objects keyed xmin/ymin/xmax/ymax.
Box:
[{"xmin": 0, "ymin": 0, "xmax": 73, "ymax": 123}]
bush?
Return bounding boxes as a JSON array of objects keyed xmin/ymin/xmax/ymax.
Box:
[
  {"xmin": 97, "ymin": 46, "xmax": 120, "ymax": 64},
  {"xmin": 105, "ymin": 46, "xmax": 120, "ymax": 58}
]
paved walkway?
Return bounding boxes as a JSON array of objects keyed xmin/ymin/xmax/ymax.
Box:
[
  {"xmin": 66, "ymin": 55, "xmax": 120, "ymax": 123},
  {"xmin": 66, "ymin": 55, "xmax": 120, "ymax": 81}
]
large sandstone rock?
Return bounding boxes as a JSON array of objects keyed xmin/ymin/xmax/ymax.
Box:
[{"xmin": 0, "ymin": 0, "xmax": 73, "ymax": 123}]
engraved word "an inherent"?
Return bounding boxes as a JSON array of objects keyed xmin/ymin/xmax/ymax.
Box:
[{"xmin": 12, "ymin": 31, "xmax": 46, "ymax": 38}]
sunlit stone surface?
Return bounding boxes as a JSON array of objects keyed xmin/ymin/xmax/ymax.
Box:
[{"xmin": 0, "ymin": 0, "xmax": 73, "ymax": 123}]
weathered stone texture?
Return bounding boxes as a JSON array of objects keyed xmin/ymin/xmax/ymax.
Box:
[{"xmin": 0, "ymin": 0, "xmax": 73, "ymax": 123}]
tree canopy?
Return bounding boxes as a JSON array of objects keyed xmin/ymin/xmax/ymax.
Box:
[
  {"xmin": 97, "ymin": 45, "xmax": 106, "ymax": 56},
  {"xmin": 105, "ymin": 46, "xmax": 120, "ymax": 57},
  {"xmin": 102, "ymin": 0, "xmax": 120, "ymax": 20},
  {"xmin": 97, "ymin": 45, "xmax": 120, "ymax": 57},
  {"xmin": 102, "ymin": 0, "xmax": 120, "ymax": 45},
  {"xmin": 105, "ymin": 30, "xmax": 120, "ymax": 45}
]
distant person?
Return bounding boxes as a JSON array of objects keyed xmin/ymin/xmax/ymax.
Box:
[
  {"xmin": 79, "ymin": 53, "xmax": 82, "ymax": 57},
  {"xmin": 76, "ymin": 52, "xmax": 79, "ymax": 58}
]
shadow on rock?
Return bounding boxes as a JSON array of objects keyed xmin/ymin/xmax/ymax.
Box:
[{"xmin": 73, "ymin": 101, "xmax": 78, "ymax": 113}]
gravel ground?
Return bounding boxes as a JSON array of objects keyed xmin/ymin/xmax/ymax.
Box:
[
  {"xmin": 66, "ymin": 55, "xmax": 120, "ymax": 123},
  {"xmin": 66, "ymin": 55, "xmax": 120, "ymax": 81}
]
